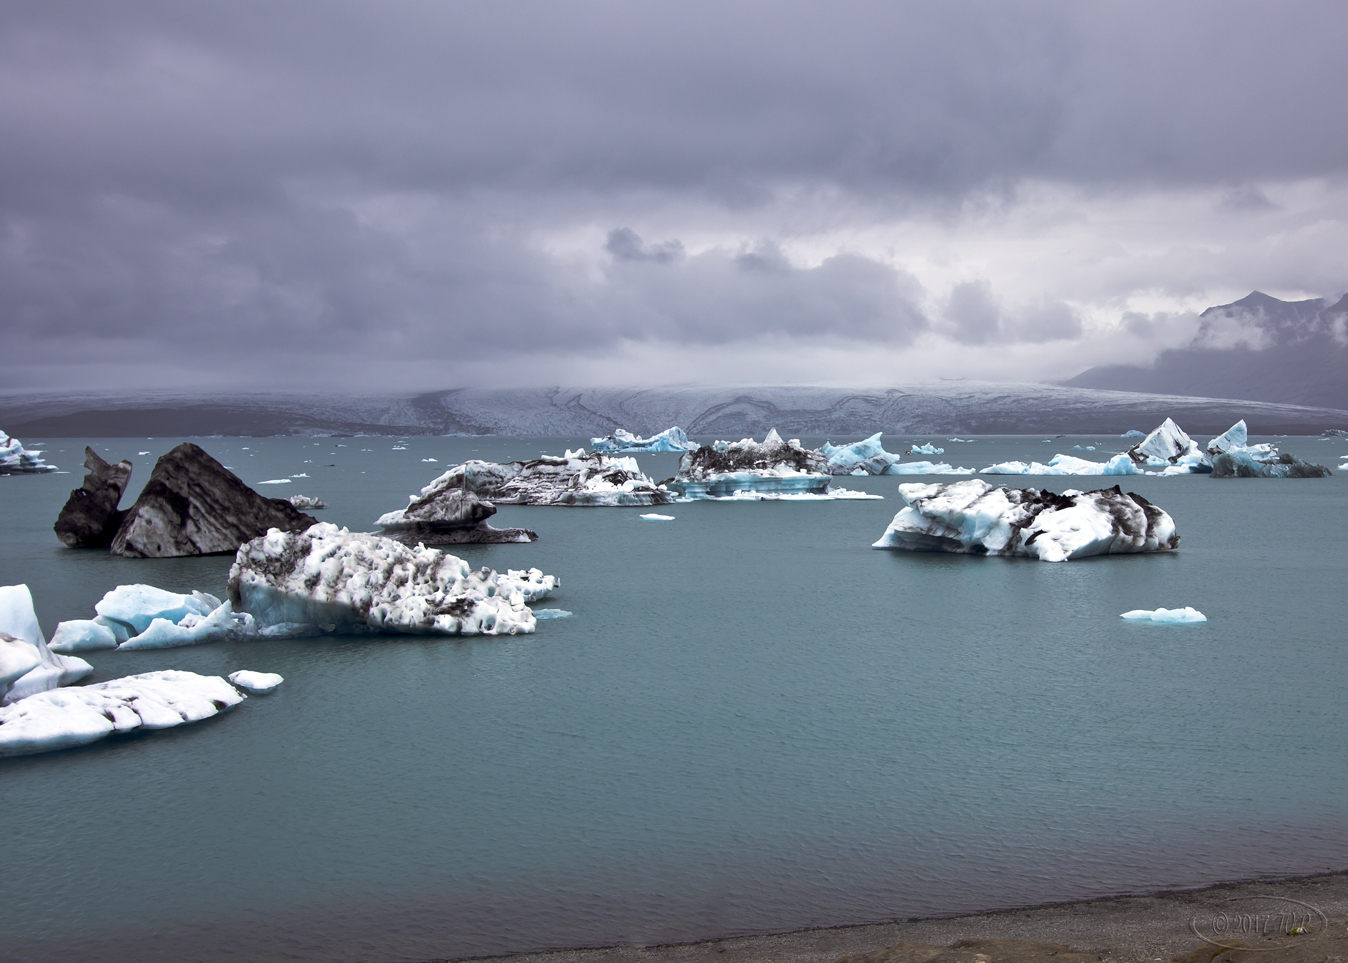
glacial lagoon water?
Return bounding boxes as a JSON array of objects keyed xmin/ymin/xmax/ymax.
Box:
[{"xmin": 2, "ymin": 433, "xmax": 1347, "ymax": 962}]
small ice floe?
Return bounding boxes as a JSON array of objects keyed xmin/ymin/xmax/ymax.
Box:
[
  {"xmin": 288, "ymin": 494, "xmax": 327, "ymax": 510},
  {"xmin": 948, "ymin": 438, "xmax": 974, "ymax": 443},
  {"xmin": 48, "ymin": 620, "xmax": 120, "ymax": 653},
  {"xmin": 909, "ymin": 443, "xmax": 945, "ymax": 455},
  {"xmin": 257, "ymin": 478, "xmax": 291, "ymax": 485},
  {"xmin": 702, "ymin": 487, "xmax": 882, "ymax": 501},
  {"xmin": 1120, "ymin": 607, "xmax": 1207, "ymax": 624},
  {"xmin": 1071, "ymin": 445, "xmax": 1097, "ymax": 451},
  {"xmin": 982, "ymin": 453, "xmax": 1139, "ymax": 476},
  {"xmin": 290, "ymin": 473, "xmax": 309, "ymax": 478},
  {"xmin": 227, "ymin": 670, "xmax": 284, "ymax": 693},
  {"xmin": 640, "ymin": 513, "xmax": 676, "ymax": 521},
  {"xmin": 422, "ymin": 458, "xmax": 438, "ymax": 462},
  {"xmin": 533, "ymin": 609, "xmax": 573, "ymax": 620},
  {"xmin": 391, "ymin": 446, "xmax": 408, "ymax": 450},
  {"xmin": 0, "ymin": 670, "xmax": 247, "ymax": 757},
  {"xmin": 139, "ymin": 451, "xmax": 151, "ymax": 455}
]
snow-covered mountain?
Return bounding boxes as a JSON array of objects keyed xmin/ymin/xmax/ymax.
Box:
[
  {"xmin": 1067, "ymin": 291, "xmax": 1348, "ymax": 410},
  {"xmin": 3, "ymin": 382, "xmax": 1345, "ymax": 437}
]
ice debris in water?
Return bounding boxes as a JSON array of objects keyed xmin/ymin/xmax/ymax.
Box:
[
  {"xmin": 982, "ymin": 453, "xmax": 1140, "ymax": 476},
  {"xmin": 669, "ymin": 429, "xmax": 886, "ymax": 498},
  {"xmin": 423, "ymin": 451, "xmax": 674, "ymax": 506},
  {"xmin": 228, "ymin": 670, "xmax": 283, "ymax": 693},
  {"xmin": 1120, "ymin": 607, "xmax": 1207, "ymax": 624},
  {"xmin": 0, "ymin": 670, "xmax": 247, "ymax": 757},
  {"xmin": 909, "ymin": 442, "xmax": 945, "ymax": 455},
  {"xmin": 872, "ymin": 479, "xmax": 1179, "ymax": 563},
  {"xmin": 0, "ymin": 429, "xmax": 57, "ymax": 474},
  {"xmin": 228, "ymin": 523, "xmax": 557, "ymax": 637},
  {"xmin": 532, "ymin": 609, "xmax": 572, "ymax": 620},
  {"xmin": 288, "ymin": 494, "xmax": 327, "ymax": 509},
  {"xmin": 1121, "ymin": 429, "xmax": 1147, "ymax": 439},
  {"xmin": 257, "ymin": 478, "xmax": 291, "ymax": 485},
  {"xmin": 640, "ymin": 513, "xmax": 676, "ymax": 520},
  {"xmin": 1, "ymin": 585, "xmax": 93, "ymax": 703},
  {"xmin": 590, "ymin": 427, "xmax": 699, "ymax": 453}
]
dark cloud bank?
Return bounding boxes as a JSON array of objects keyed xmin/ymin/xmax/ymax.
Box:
[{"xmin": 2, "ymin": 1, "xmax": 1347, "ymax": 398}]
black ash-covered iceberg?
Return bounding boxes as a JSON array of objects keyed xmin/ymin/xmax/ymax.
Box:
[
  {"xmin": 54, "ymin": 448, "xmax": 134, "ymax": 548},
  {"xmin": 228, "ymin": 523, "xmax": 558, "ymax": 637},
  {"xmin": 872, "ymin": 479, "xmax": 1179, "ymax": 562},
  {"xmin": 424, "ymin": 450, "xmax": 674, "ymax": 507},
  {"xmin": 377, "ymin": 484, "xmax": 537, "ymax": 543},
  {"xmin": 1211, "ymin": 451, "xmax": 1331, "ymax": 478},
  {"xmin": 0, "ymin": 430, "xmax": 56, "ymax": 474}
]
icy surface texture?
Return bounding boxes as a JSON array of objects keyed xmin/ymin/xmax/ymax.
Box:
[
  {"xmin": 1211, "ymin": 451, "xmax": 1332, "ymax": 478},
  {"xmin": 1206, "ymin": 420, "xmax": 1249, "ymax": 453},
  {"xmin": 0, "ymin": 585, "xmax": 93, "ymax": 703},
  {"xmin": 872, "ymin": 479, "xmax": 1179, "ymax": 562},
  {"xmin": 228, "ymin": 523, "xmax": 556, "ymax": 636},
  {"xmin": 669, "ymin": 429, "xmax": 838, "ymax": 497},
  {"xmin": 1121, "ymin": 607, "xmax": 1207, "ymax": 623},
  {"xmin": 982, "ymin": 453, "xmax": 1139, "ymax": 476},
  {"xmin": 118, "ymin": 603, "xmax": 257, "ymax": 650},
  {"xmin": 376, "ymin": 486, "xmax": 537, "ymax": 543},
  {"xmin": 110, "ymin": 443, "xmax": 317, "ymax": 557},
  {"xmin": 1125, "ymin": 418, "xmax": 1212, "ymax": 473},
  {"xmin": 909, "ymin": 443, "xmax": 945, "ymax": 455},
  {"xmin": 0, "ymin": 430, "xmax": 56, "ymax": 474},
  {"xmin": 228, "ymin": 670, "xmax": 283, "ymax": 693},
  {"xmin": 590, "ymin": 427, "xmax": 698, "ymax": 453},
  {"xmin": 0, "ymin": 670, "xmax": 246, "ymax": 757},
  {"xmin": 48, "ymin": 620, "xmax": 120, "ymax": 653},
  {"xmin": 426, "ymin": 451, "xmax": 673, "ymax": 507},
  {"xmin": 54, "ymin": 448, "xmax": 134, "ymax": 547},
  {"xmin": 288, "ymin": 494, "xmax": 327, "ymax": 509},
  {"xmin": 96, "ymin": 584, "xmax": 222, "ymax": 634},
  {"xmin": 1121, "ymin": 429, "xmax": 1147, "ymax": 439}
]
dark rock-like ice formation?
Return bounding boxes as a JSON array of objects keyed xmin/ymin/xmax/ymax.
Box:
[
  {"xmin": 110, "ymin": 443, "xmax": 317, "ymax": 557},
  {"xmin": 54, "ymin": 447, "xmax": 134, "ymax": 548},
  {"xmin": 872, "ymin": 479, "xmax": 1179, "ymax": 562},
  {"xmin": 1210, "ymin": 451, "xmax": 1331, "ymax": 478},
  {"xmin": 376, "ymin": 485, "xmax": 537, "ymax": 544},
  {"xmin": 429, "ymin": 450, "xmax": 674, "ymax": 506},
  {"xmin": 667, "ymin": 429, "xmax": 834, "ymax": 497}
]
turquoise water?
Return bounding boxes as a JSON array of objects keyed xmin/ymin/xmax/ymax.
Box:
[{"xmin": 2, "ymin": 434, "xmax": 1346, "ymax": 962}]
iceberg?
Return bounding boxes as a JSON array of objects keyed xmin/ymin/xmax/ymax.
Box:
[
  {"xmin": 668, "ymin": 429, "xmax": 835, "ymax": 498},
  {"xmin": 819, "ymin": 434, "xmax": 972, "ymax": 476},
  {"xmin": 228, "ymin": 523, "xmax": 557, "ymax": 637},
  {"xmin": 376, "ymin": 485, "xmax": 537, "ymax": 544},
  {"xmin": 872, "ymin": 479, "xmax": 1179, "ymax": 562},
  {"xmin": 1121, "ymin": 429, "xmax": 1147, "ymax": 439},
  {"xmin": 1211, "ymin": 451, "xmax": 1332, "ymax": 478},
  {"xmin": 426, "ymin": 451, "xmax": 674, "ymax": 507},
  {"xmin": 1125, "ymin": 418, "xmax": 1211, "ymax": 473},
  {"xmin": 0, "ymin": 670, "xmax": 247, "ymax": 757},
  {"xmin": 0, "ymin": 585, "xmax": 93, "ymax": 703},
  {"xmin": 117, "ymin": 602, "xmax": 257, "ymax": 650},
  {"xmin": 228, "ymin": 670, "xmax": 283, "ymax": 693},
  {"xmin": 0, "ymin": 430, "xmax": 56, "ymax": 474},
  {"xmin": 639, "ymin": 513, "xmax": 675, "ymax": 521},
  {"xmin": 1121, "ymin": 607, "xmax": 1207, "ymax": 624},
  {"xmin": 48, "ymin": 620, "xmax": 120, "ymax": 653},
  {"xmin": 95, "ymin": 584, "xmax": 222, "ymax": 635},
  {"xmin": 54, "ymin": 448, "xmax": 134, "ymax": 547},
  {"xmin": 1206, "ymin": 419, "xmax": 1249, "ymax": 454},
  {"xmin": 909, "ymin": 443, "xmax": 945, "ymax": 455},
  {"xmin": 590, "ymin": 427, "xmax": 698, "ymax": 453},
  {"xmin": 288, "ymin": 494, "xmax": 327, "ymax": 509},
  {"xmin": 533, "ymin": 609, "xmax": 572, "ymax": 620},
  {"xmin": 982, "ymin": 453, "xmax": 1139, "ymax": 476}
]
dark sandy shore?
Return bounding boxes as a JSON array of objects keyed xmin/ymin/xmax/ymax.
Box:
[{"xmin": 451, "ymin": 871, "xmax": 1348, "ymax": 963}]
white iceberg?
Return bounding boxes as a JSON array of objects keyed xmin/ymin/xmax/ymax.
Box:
[
  {"xmin": 0, "ymin": 430, "xmax": 57, "ymax": 474},
  {"xmin": 909, "ymin": 443, "xmax": 945, "ymax": 455},
  {"xmin": 48, "ymin": 620, "xmax": 120, "ymax": 653},
  {"xmin": 532, "ymin": 609, "xmax": 572, "ymax": 620},
  {"xmin": 288, "ymin": 494, "xmax": 327, "ymax": 509},
  {"xmin": 0, "ymin": 585, "xmax": 93, "ymax": 703},
  {"xmin": 872, "ymin": 479, "xmax": 1180, "ymax": 562},
  {"xmin": 228, "ymin": 670, "xmax": 283, "ymax": 693},
  {"xmin": 228, "ymin": 523, "xmax": 557, "ymax": 637},
  {"xmin": 0, "ymin": 670, "xmax": 247, "ymax": 757},
  {"xmin": 117, "ymin": 602, "xmax": 257, "ymax": 650},
  {"xmin": 982, "ymin": 453, "xmax": 1140, "ymax": 476},
  {"xmin": 257, "ymin": 478, "xmax": 291, "ymax": 485},
  {"xmin": 1121, "ymin": 607, "xmax": 1207, "ymax": 624},
  {"xmin": 819, "ymin": 434, "xmax": 972, "ymax": 476},
  {"xmin": 640, "ymin": 513, "xmax": 675, "ymax": 520},
  {"xmin": 95, "ymin": 585, "xmax": 222, "ymax": 635},
  {"xmin": 590, "ymin": 427, "xmax": 698, "ymax": 453},
  {"xmin": 1121, "ymin": 429, "xmax": 1147, "ymax": 439},
  {"xmin": 702, "ymin": 486, "xmax": 882, "ymax": 501},
  {"xmin": 1125, "ymin": 418, "xmax": 1211, "ymax": 473}
]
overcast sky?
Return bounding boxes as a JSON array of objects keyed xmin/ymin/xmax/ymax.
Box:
[{"xmin": 3, "ymin": 0, "xmax": 1346, "ymax": 393}]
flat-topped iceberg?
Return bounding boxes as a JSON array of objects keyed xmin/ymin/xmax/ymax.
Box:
[
  {"xmin": 1211, "ymin": 451, "xmax": 1332, "ymax": 478},
  {"xmin": 0, "ymin": 430, "xmax": 56, "ymax": 474},
  {"xmin": 1121, "ymin": 607, "xmax": 1207, "ymax": 624},
  {"xmin": 376, "ymin": 485, "xmax": 538, "ymax": 543},
  {"xmin": 668, "ymin": 429, "xmax": 832, "ymax": 497},
  {"xmin": 982, "ymin": 453, "xmax": 1139, "ymax": 476},
  {"xmin": 427, "ymin": 451, "xmax": 674, "ymax": 507},
  {"xmin": 228, "ymin": 670, "xmax": 283, "ymax": 693},
  {"xmin": 819, "ymin": 433, "xmax": 973, "ymax": 476},
  {"xmin": 0, "ymin": 670, "xmax": 248, "ymax": 757},
  {"xmin": 590, "ymin": 427, "xmax": 698, "ymax": 453},
  {"xmin": 1, "ymin": 585, "xmax": 93, "ymax": 703},
  {"xmin": 872, "ymin": 479, "xmax": 1179, "ymax": 562},
  {"xmin": 228, "ymin": 523, "xmax": 557, "ymax": 637}
]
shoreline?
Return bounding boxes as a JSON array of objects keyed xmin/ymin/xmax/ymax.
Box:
[{"xmin": 453, "ymin": 869, "xmax": 1348, "ymax": 963}]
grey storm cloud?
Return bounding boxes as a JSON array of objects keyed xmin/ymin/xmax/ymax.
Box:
[{"xmin": 2, "ymin": 0, "xmax": 1348, "ymax": 388}]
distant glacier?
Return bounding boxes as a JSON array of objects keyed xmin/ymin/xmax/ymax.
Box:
[{"xmin": 2, "ymin": 382, "xmax": 1346, "ymax": 437}]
